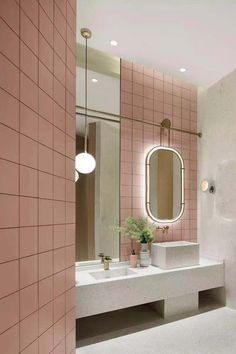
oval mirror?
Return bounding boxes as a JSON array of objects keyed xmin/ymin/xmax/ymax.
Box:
[{"xmin": 146, "ymin": 146, "xmax": 184, "ymax": 223}]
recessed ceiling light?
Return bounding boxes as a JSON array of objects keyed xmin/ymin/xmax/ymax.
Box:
[
  {"xmin": 179, "ymin": 67, "xmax": 187, "ymax": 73},
  {"xmin": 91, "ymin": 78, "xmax": 98, "ymax": 83},
  {"xmin": 110, "ymin": 40, "xmax": 118, "ymax": 47}
]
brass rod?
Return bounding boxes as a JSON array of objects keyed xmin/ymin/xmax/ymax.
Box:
[{"xmin": 76, "ymin": 105, "xmax": 202, "ymax": 138}]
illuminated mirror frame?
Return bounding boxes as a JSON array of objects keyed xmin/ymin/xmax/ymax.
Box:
[{"xmin": 145, "ymin": 146, "xmax": 185, "ymax": 223}]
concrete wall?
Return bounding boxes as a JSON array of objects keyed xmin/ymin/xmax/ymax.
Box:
[{"xmin": 198, "ymin": 69, "xmax": 236, "ymax": 308}]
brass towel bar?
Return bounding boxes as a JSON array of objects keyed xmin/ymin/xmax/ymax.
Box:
[{"xmin": 76, "ymin": 105, "xmax": 202, "ymax": 138}]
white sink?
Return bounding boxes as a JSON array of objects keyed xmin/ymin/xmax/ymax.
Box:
[
  {"xmin": 151, "ymin": 241, "xmax": 199, "ymax": 269},
  {"xmin": 89, "ymin": 267, "xmax": 136, "ymax": 280}
]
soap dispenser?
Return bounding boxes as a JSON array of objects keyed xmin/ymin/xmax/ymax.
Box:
[{"xmin": 130, "ymin": 249, "xmax": 138, "ymax": 268}]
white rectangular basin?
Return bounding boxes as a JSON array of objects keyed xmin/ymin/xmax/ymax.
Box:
[
  {"xmin": 89, "ymin": 267, "xmax": 136, "ymax": 280},
  {"xmin": 151, "ymin": 241, "xmax": 199, "ymax": 269}
]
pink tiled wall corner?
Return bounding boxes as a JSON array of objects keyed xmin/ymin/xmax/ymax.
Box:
[
  {"xmin": 120, "ymin": 59, "xmax": 197, "ymax": 260},
  {"xmin": 0, "ymin": 0, "xmax": 76, "ymax": 353}
]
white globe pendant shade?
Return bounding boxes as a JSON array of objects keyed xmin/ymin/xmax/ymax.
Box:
[{"xmin": 75, "ymin": 152, "xmax": 96, "ymax": 174}]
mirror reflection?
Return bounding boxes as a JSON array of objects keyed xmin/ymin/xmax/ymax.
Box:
[{"xmin": 146, "ymin": 147, "xmax": 184, "ymax": 222}]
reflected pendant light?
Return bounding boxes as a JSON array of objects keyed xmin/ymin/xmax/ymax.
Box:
[{"xmin": 75, "ymin": 28, "xmax": 96, "ymax": 174}]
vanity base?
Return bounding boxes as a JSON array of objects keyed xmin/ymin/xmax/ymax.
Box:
[{"xmin": 152, "ymin": 292, "xmax": 199, "ymax": 318}]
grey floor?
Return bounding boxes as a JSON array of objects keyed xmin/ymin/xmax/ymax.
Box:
[{"xmin": 76, "ymin": 293, "xmax": 233, "ymax": 353}]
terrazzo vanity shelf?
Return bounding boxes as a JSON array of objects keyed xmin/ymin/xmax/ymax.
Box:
[{"xmin": 76, "ymin": 258, "xmax": 224, "ymax": 319}]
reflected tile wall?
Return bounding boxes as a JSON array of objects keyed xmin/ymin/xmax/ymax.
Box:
[
  {"xmin": 120, "ymin": 60, "xmax": 198, "ymax": 260},
  {"xmin": 0, "ymin": 0, "xmax": 76, "ymax": 353}
]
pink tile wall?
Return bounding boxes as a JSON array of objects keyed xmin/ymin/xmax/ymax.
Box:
[
  {"xmin": 0, "ymin": 1, "xmax": 76, "ymax": 353},
  {"xmin": 120, "ymin": 60, "xmax": 197, "ymax": 260}
]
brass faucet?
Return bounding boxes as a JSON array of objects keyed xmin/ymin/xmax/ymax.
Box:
[
  {"xmin": 156, "ymin": 225, "xmax": 169, "ymax": 234},
  {"xmin": 98, "ymin": 253, "xmax": 105, "ymax": 263},
  {"xmin": 103, "ymin": 256, "xmax": 112, "ymax": 270}
]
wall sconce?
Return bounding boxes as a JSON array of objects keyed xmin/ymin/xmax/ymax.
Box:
[{"xmin": 200, "ymin": 180, "xmax": 215, "ymax": 194}]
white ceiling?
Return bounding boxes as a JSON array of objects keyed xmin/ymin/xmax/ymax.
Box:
[{"xmin": 77, "ymin": 0, "xmax": 236, "ymax": 87}]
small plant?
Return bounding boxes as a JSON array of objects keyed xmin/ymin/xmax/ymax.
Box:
[{"xmin": 115, "ymin": 216, "xmax": 156, "ymax": 244}]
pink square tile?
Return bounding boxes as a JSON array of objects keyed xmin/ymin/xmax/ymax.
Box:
[
  {"xmin": 39, "ymin": 89, "xmax": 53, "ymax": 123},
  {"xmin": 20, "ymin": 197, "xmax": 38, "ymax": 227},
  {"xmin": 39, "ymin": 251, "xmax": 53, "ymax": 280},
  {"xmin": 20, "ymin": 103, "xmax": 38, "ymax": 140},
  {"xmin": 39, "ymin": 144, "xmax": 53, "ymax": 173},
  {"xmin": 54, "ymin": 339, "xmax": 66, "ymax": 354},
  {"xmin": 0, "ymin": 88, "xmax": 19, "ymax": 130},
  {"xmin": 133, "ymin": 63, "xmax": 143, "ymax": 73},
  {"xmin": 65, "ymin": 157, "xmax": 74, "ymax": 181},
  {"xmin": 66, "ymin": 46, "xmax": 75, "ymax": 75},
  {"xmin": 20, "ymin": 135, "xmax": 38, "ymax": 169},
  {"xmin": 20, "ymin": 166, "xmax": 38, "ymax": 197},
  {"xmin": 54, "ymin": 103, "xmax": 66, "ymax": 131},
  {"xmin": 21, "ymin": 0, "xmax": 38, "ymax": 27},
  {"xmin": 54, "ymin": 201, "xmax": 66, "ymax": 224},
  {"xmin": 39, "ymin": 62, "xmax": 53, "ymax": 97},
  {"xmin": 20, "ymin": 40, "xmax": 38, "ymax": 84},
  {"xmin": 39, "ymin": 276, "xmax": 53, "ymax": 307},
  {"xmin": 0, "ymin": 123, "xmax": 19, "ymax": 163},
  {"xmin": 54, "ymin": 152, "xmax": 66, "ymax": 177},
  {"xmin": 54, "ymin": 176, "xmax": 66, "ymax": 201},
  {"xmin": 0, "ymin": 53, "xmax": 19, "ymax": 98},
  {"xmin": 39, "ymin": 117, "xmax": 53, "ymax": 147},
  {"xmin": 20, "ymin": 10, "xmax": 38, "ymax": 55},
  {"xmin": 39, "ymin": 33, "xmax": 53, "ymax": 72},
  {"xmin": 39, "ymin": 6, "xmax": 53, "ymax": 46},
  {"xmin": 121, "ymin": 103, "xmax": 132, "ymax": 118},
  {"xmin": 20, "ymin": 255, "xmax": 38, "ymax": 288},
  {"xmin": 66, "ymin": 202, "xmax": 75, "ymax": 224},
  {"xmin": 65, "ymin": 328, "xmax": 75, "ymax": 354},
  {"xmin": 0, "ymin": 18, "xmax": 19, "ymax": 66},
  {"xmin": 39, "ymin": 225, "xmax": 53, "ymax": 253},
  {"xmin": 20, "ymin": 283, "xmax": 38, "ymax": 320},
  {"xmin": 54, "ymin": 293, "xmax": 65, "ymax": 323},
  {"xmin": 21, "ymin": 339, "xmax": 38, "ymax": 354},
  {"xmin": 55, "ymin": 4, "xmax": 66, "ymax": 40},
  {"xmin": 66, "ymin": 245, "xmax": 74, "ymax": 268},
  {"xmin": 0, "ymin": 260, "xmax": 19, "ymax": 298},
  {"xmin": 66, "ymin": 115, "xmax": 75, "ymax": 138},
  {"xmin": 121, "ymin": 79, "xmax": 132, "ymax": 93},
  {"xmin": 54, "ymin": 127, "xmax": 66, "ymax": 154},
  {"xmin": 54, "ymin": 77, "xmax": 65, "ymax": 108},
  {"xmin": 0, "ymin": 292, "xmax": 19, "ymax": 334},
  {"xmin": 54, "ymin": 28, "xmax": 66, "ymax": 63},
  {"xmin": 54, "ymin": 52, "xmax": 66, "ymax": 85},
  {"xmin": 39, "ymin": 199, "xmax": 53, "ymax": 225},
  {"xmin": 20, "ymin": 72, "xmax": 38, "ymax": 112},
  {"xmin": 65, "ymin": 265, "xmax": 75, "ymax": 290},
  {"xmin": 67, "ymin": 2, "xmax": 76, "ymax": 33},
  {"xmin": 0, "ymin": 228, "xmax": 18, "ymax": 264},
  {"xmin": 0, "ymin": 0, "xmax": 19, "ymax": 34},
  {"xmin": 39, "ymin": 327, "xmax": 53, "ymax": 354},
  {"xmin": 54, "ymin": 248, "xmax": 66, "ymax": 274},
  {"xmin": 66, "ymin": 180, "xmax": 75, "ymax": 202},
  {"xmin": 39, "ymin": 171, "xmax": 53, "ymax": 199},
  {"xmin": 39, "ymin": 301, "xmax": 53, "ymax": 335},
  {"xmin": 66, "ymin": 288, "xmax": 75, "ymax": 312},
  {"xmin": 54, "ymin": 317, "xmax": 65, "ymax": 347},
  {"xmin": 20, "ymin": 311, "xmax": 39, "ymax": 351},
  {"xmin": 121, "ymin": 59, "xmax": 132, "ymax": 70},
  {"xmin": 66, "ymin": 90, "xmax": 75, "ymax": 117},
  {"xmin": 20, "ymin": 226, "xmax": 38, "ymax": 258},
  {"xmin": 66, "ymin": 308, "xmax": 75, "ymax": 335},
  {"xmin": 0, "ymin": 194, "xmax": 19, "ymax": 228},
  {"xmin": 0, "ymin": 159, "xmax": 19, "ymax": 195},
  {"xmin": 144, "ymin": 75, "xmax": 153, "ymax": 88},
  {"xmin": 0, "ymin": 324, "xmax": 19, "ymax": 354},
  {"xmin": 39, "ymin": 0, "xmax": 53, "ymax": 21},
  {"xmin": 54, "ymin": 224, "xmax": 65, "ymax": 249},
  {"xmin": 65, "ymin": 135, "xmax": 75, "ymax": 159},
  {"xmin": 121, "ymin": 67, "xmax": 132, "ymax": 81},
  {"xmin": 65, "ymin": 224, "xmax": 75, "ymax": 246},
  {"xmin": 54, "ymin": 270, "xmax": 66, "ymax": 298}
]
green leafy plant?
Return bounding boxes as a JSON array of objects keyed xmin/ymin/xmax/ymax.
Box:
[{"xmin": 115, "ymin": 216, "xmax": 156, "ymax": 244}]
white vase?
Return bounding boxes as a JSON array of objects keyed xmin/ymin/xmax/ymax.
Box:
[
  {"xmin": 140, "ymin": 250, "xmax": 150, "ymax": 267},
  {"xmin": 140, "ymin": 243, "xmax": 148, "ymax": 252}
]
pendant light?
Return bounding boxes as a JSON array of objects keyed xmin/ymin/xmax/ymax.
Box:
[{"xmin": 75, "ymin": 28, "xmax": 96, "ymax": 174}]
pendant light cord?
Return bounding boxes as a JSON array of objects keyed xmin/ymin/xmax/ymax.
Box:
[{"xmin": 84, "ymin": 37, "xmax": 88, "ymax": 152}]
